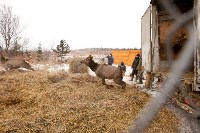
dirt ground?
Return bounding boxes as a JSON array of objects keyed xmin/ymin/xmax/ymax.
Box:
[{"xmin": 167, "ymin": 103, "xmax": 200, "ymax": 133}]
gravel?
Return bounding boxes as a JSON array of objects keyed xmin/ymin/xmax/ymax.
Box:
[{"xmin": 165, "ymin": 102, "xmax": 200, "ymax": 133}]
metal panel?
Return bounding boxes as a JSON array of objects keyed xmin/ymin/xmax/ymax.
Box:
[
  {"xmin": 151, "ymin": 5, "xmax": 159, "ymax": 72},
  {"xmin": 141, "ymin": 6, "xmax": 151, "ymax": 72},
  {"xmin": 197, "ymin": 0, "xmax": 200, "ymax": 83},
  {"xmin": 194, "ymin": 0, "xmax": 200, "ymax": 91}
]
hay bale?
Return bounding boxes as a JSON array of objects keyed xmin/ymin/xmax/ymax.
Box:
[
  {"xmin": 48, "ymin": 73, "xmax": 67, "ymax": 83},
  {"xmin": 68, "ymin": 57, "xmax": 88, "ymax": 74}
]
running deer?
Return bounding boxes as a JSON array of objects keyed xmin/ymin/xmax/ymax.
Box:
[
  {"xmin": 0, "ymin": 53, "xmax": 34, "ymax": 71},
  {"xmin": 80, "ymin": 55, "xmax": 126, "ymax": 89}
]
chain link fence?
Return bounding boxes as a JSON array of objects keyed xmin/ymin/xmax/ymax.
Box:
[{"xmin": 128, "ymin": 0, "xmax": 200, "ymax": 132}]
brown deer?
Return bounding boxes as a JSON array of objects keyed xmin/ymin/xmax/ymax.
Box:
[
  {"xmin": 80, "ymin": 55, "xmax": 126, "ymax": 89},
  {"xmin": 0, "ymin": 53, "xmax": 34, "ymax": 71}
]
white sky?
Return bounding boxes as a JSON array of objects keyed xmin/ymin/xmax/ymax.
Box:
[{"xmin": 0, "ymin": 0, "xmax": 150, "ymax": 50}]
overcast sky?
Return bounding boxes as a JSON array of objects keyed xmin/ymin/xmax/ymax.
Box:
[{"xmin": 0, "ymin": 0, "xmax": 150, "ymax": 50}]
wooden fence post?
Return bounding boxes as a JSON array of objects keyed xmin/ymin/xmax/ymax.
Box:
[{"xmin": 145, "ymin": 71, "xmax": 151, "ymax": 88}]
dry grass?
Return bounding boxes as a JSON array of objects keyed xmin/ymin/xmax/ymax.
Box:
[
  {"xmin": 0, "ymin": 70, "xmax": 179, "ymax": 133},
  {"xmin": 68, "ymin": 57, "xmax": 88, "ymax": 74},
  {"xmin": 144, "ymin": 108, "xmax": 179, "ymax": 133}
]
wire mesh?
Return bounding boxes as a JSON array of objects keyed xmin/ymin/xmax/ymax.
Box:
[{"xmin": 128, "ymin": 0, "xmax": 200, "ymax": 132}]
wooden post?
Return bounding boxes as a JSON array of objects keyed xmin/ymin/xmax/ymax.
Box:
[{"xmin": 145, "ymin": 71, "xmax": 151, "ymax": 88}]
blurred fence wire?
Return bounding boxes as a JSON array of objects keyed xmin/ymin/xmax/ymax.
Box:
[{"xmin": 128, "ymin": 0, "xmax": 200, "ymax": 132}]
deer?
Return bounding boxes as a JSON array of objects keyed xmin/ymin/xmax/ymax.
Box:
[
  {"xmin": 80, "ymin": 55, "xmax": 126, "ymax": 89},
  {"xmin": 0, "ymin": 53, "xmax": 34, "ymax": 71}
]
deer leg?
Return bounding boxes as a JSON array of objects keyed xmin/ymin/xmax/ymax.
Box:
[
  {"xmin": 113, "ymin": 67, "xmax": 126, "ymax": 89},
  {"xmin": 121, "ymin": 81, "xmax": 126, "ymax": 89},
  {"xmin": 4, "ymin": 64, "xmax": 13, "ymax": 70},
  {"xmin": 25, "ymin": 66, "xmax": 34, "ymax": 71},
  {"xmin": 113, "ymin": 77, "xmax": 126, "ymax": 89},
  {"xmin": 22, "ymin": 62, "xmax": 34, "ymax": 71},
  {"xmin": 102, "ymin": 78, "xmax": 106, "ymax": 85}
]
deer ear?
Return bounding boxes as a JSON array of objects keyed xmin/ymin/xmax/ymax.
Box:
[{"xmin": 89, "ymin": 55, "xmax": 93, "ymax": 59}]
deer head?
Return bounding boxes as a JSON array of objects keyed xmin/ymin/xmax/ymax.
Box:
[
  {"xmin": 0, "ymin": 53, "xmax": 9, "ymax": 63},
  {"xmin": 80, "ymin": 55, "xmax": 93, "ymax": 66}
]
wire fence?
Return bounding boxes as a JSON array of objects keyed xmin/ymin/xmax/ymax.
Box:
[{"xmin": 128, "ymin": 0, "xmax": 200, "ymax": 132}]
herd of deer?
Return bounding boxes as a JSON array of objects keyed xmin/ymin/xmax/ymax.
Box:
[{"xmin": 0, "ymin": 53, "xmax": 126, "ymax": 88}]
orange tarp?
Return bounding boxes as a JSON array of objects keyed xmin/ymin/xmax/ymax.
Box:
[{"xmin": 112, "ymin": 50, "xmax": 141, "ymax": 66}]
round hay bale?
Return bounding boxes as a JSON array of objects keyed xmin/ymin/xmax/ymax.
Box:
[{"xmin": 69, "ymin": 57, "xmax": 88, "ymax": 74}]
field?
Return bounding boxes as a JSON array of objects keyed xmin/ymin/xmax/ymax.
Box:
[{"xmin": 0, "ymin": 62, "xmax": 179, "ymax": 133}]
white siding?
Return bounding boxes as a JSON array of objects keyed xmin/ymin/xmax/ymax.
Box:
[
  {"xmin": 141, "ymin": 6, "xmax": 152, "ymax": 72},
  {"xmin": 151, "ymin": 5, "xmax": 159, "ymax": 72},
  {"xmin": 195, "ymin": 0, "xmax": 200, "ymax": 91}
]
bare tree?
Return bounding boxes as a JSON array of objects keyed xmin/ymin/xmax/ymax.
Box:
[
  {"xmin": 18, "ymin": 36, "xmax": 30, "ymax": 52},
  {"xmin": 0, "ymin": 5, "xmax": 24, "ymax": 53}
]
